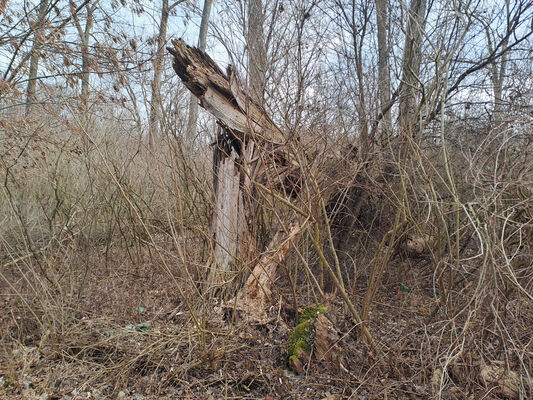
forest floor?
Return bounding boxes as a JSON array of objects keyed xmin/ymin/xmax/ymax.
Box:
[{"xmin": 1, "ymin": 240, "xmax": 531, "ymax": 400}]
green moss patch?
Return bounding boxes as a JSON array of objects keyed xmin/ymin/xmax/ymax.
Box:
[
  {"xmin": 288, "ymin": 305, "xmax": 327, "ymax": 365},
  {"xmin": 299, "ymin": 305, "xmax": 327, "ymax": 323}
]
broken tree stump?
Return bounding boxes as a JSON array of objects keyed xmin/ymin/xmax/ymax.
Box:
[
  {"xmin": 166, "ymin": 40, "xmax": 380, "ymax": 348},
  {"xmin": 167, "ymin": 39, "xmax": 303, "ymax": 307}
]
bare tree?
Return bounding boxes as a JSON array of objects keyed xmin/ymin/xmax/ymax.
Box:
[
  {"xmin": 2, "ymin": 0, "xmax": 88, "ymax": 79},
  {"xmin": 336, "ymin": 0, "xmax": 373, "ymax": 154},
  {"xmin": 25, "ymin": 0, "xmax": 52, "ymax": 115},
  {"xmin": 485, "ymin": 0, "xmax": 511, "ymax": 122},
  {"xmin": 422, "ymin": 0, "xmax": 532, "ymax": 127},
  {"xmin": 71, "ymin": 0, "xmax": 98, "ymax": 129},
  {"xmin": 247, "ymin": 0, "xmax": 267, "ymax": 105},
  {"xmin": 148, "ymin": 0, "xmax": 186, "ymax": 148},
  {"xmin": 375, "ymin": 0, "xmax": 391, "ymax": 143},
  {"xmin": 398, "ymin": 0, "xmax": 428, "ymax": 137}
]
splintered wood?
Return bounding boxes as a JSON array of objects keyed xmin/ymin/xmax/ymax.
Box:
[
  {"xmin": 229, "ymin": 220, "xmax": 302, "ymax": 322},
  {"xmin": 167, "ymin": 39, "xmax": 303, "ymax": 318},
  {"xmin": 167, "ymin": 39, "xmax": 284, "ymax": 144}
]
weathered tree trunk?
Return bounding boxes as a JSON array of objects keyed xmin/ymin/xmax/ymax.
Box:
[
  {"xmin": 25, "ymin": 0, "xmax": 50, "ymax": 115},
  {"xmin": 375, "ymin": 0, "xmax": 391, "ymax": 143},
  {"xmin": 166, "ymin": 40, "xmax": 378, "ymax": 336},
  {"xmin": 398, "ymin": 0, "xmax": 427, "ymax": 137},
  {"xmin": 212, "ymin": 141, "xmax": 241, "ymax": 272},
  {"xmin": 208, "ymin": 126, "xmax": 253, "ymax": 294},
  {"xmin": 185, "ymin": 0, "xmax": 213, "ymax": 144}
]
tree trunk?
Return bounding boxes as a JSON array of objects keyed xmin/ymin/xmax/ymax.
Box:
[
  {"xmin": 185, "ymin": 0, "xmax": 213, "ymax": 144},
  {"xmin": 487, "ymin": 0, "xmax": 510, "ymax": 123},
  {"xmin": 80, "ymin": 13, "xmax": 92, "ymax": 124},
  {"xmin": 398, "ymin": 0, "xmax": 427, "ymax": 137},
  {"xmin": 336, "ymin": 2, "xmax": 370, "ymax": 154},
  {"xmin": 167, "ymin": 40, "xmax": 377, "ymax": 328},
  {"xmin": 375, "ymin": 0, "xmax": 391, "ymax": 143},
  {"xmin": 80, "ymin": 4, "xmax": 94, "ymax": 129},
  {"xmin": 208, "ymin": 126, "xmax": 252, "ymax": 294},
  {"xmin": 25, "ymin": 0, "xmax": 50, "ymax": 115},
  {"xmin": 491, "ymin": 68, "xmax": 505, "ymax": 122},
  {"xmin": 247, "ymin": 0, "xmax": 267, "ymax": 106},
  {"xmin": 148, "ymin": 0, "xmax": 169, "ymax": 149},
  {"xmin": 71, "ymin": 0, "xmax": 96, "ymax": 138}
]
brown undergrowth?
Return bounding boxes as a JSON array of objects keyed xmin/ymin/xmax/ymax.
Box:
[
  {"xmin": 1, "ymin": 113, "xmax": 533, "ymax": 399},
  {"xmin": 3, "ymin": 246, "xmax": 530, "ymax": 399}
]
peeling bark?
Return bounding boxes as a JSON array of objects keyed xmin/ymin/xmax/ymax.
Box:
[
  {"xmin": 230, "ymin": 219, "xmax": 301, "ymax": 321},
  {"xmin": 208, "ymin": 125, "xmax": 253, "ymax": 293}
]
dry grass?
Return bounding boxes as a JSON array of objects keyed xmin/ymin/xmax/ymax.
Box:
[{"xmin": 1, "ymin": 109, "xmax": 532, "ymax": 399}]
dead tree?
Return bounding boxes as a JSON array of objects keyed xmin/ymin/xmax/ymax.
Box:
[
  {"xmin": 167, "ymin": 40, "xmax": 302, "ymax": 318},
  {"xmin": 167, "ymin": 40, "xmax": 379, "ymax": 350}
]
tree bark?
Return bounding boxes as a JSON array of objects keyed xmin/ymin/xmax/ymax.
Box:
[
  {"xmin": 25, "ymin": 0, "xmax": 50, "ymax": 115},
  {"xmin": 148, "ymin": 0, "xmax": 187, "ymax": 148},
  {"xmin": 79, "ymin": 6, "xmax": 93, "ymax": 127},
  {"xmin": 487, "ymin": 0, "xmax": 510, "ymax": 123},
  {"xmin": 185, "ymin": 0, "xmax": 213, "ymax": 144},
  {"xmin": 247, "ymin": 0, "xmax": 267, "ymax": 106},
  {"xmin": 375, "ymin": 0, "xmax": 391, "ymax": 143},
  {"xmin": 72, "ymin": 0, "xmax": 96, "ymax": 130},
  {"xmin": 398, "ymin": 0, "xmax": 427, "ymax": 137},
  {"xmin": 148, "ymin": 0, "xmax": 169, "ymax": 149}
]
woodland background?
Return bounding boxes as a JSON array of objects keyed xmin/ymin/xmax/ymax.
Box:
[{"xmin": 1, "ymin": 0, "xmax": 532, "ymax": 399}]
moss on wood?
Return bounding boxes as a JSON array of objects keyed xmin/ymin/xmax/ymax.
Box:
[
  {"xmin": 299, "ymin": 305, "xmax": 327, "ymax": 323},
  {"xmin": 288, "ymin": 305, "xmax": 327, "ymax": 367}
]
